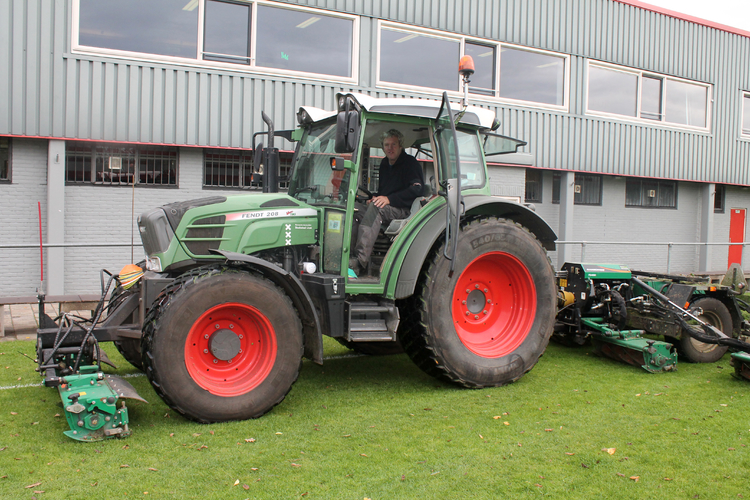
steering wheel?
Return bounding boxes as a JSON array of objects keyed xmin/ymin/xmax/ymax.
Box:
[{"xmin": 355, "ymin": 186, "xmax": 373, "ymax": 204}]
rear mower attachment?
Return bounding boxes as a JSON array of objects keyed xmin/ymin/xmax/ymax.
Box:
[{"xmin": 581, "ymin": 318, "xmax": 677, "ymax": 373}]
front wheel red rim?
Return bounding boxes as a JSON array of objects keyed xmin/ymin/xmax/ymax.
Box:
[
  {"xmin": 185, "ymin": 303, "xmax": 277, "ymax": 396},
  {"xmin": 451, "ymin": 252, "xmax": 537, "ymax": 358}
]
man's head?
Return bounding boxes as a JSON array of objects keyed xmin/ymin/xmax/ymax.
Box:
[{"xmin": 381, "ymin": 129, "xmax": 404, "ymax": 165}]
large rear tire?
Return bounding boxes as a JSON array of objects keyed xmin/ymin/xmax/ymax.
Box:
[
  {"xmin": 679, "ymin": 297, "xmax": 731, "ymax": 363},
  {"xmin": 142, "ymin": 266, "xmax": 303, "ymax": 422},
  {"xmin": 401, "ymin": 218, "xmax": 556, "ymax": 387}
]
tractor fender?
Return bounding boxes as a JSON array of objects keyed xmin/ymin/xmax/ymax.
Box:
[
  {"xmin": 211, "ymin": 250, "xmax": 324, "ymax": 365},
  {"xmin": 388, "ymin": 195, "xmax": 557, "ymax": 300}
]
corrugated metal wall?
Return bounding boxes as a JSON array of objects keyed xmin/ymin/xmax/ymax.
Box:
[{"xmin": 1, "ymin": 0, "xmax": 749, "ymax": 183}]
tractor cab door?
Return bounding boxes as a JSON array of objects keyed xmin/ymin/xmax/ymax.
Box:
[{"xmin": 287, "ymin": 119, "xmax": 353, "ymax": 274}]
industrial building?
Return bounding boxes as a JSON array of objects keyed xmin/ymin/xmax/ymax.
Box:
[{"xmin": 2, "ymin": 0, "xmax": 750, "ymax": 294}]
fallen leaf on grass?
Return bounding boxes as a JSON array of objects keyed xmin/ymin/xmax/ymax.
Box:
[
  {"xmin": 616, "ymin": 473, "xmax": 625, "ymax": 477},
  {"xmin": 192, "ymin": 433, "xmax": 201, "ymax": 437},
  {"xmin": 504, "ymin": 422, "xmax": 510, "ymax": 426},
  {"xmin": 25, "ymin": 482, "xmax": 42, "ymax": 489},
  {"xmin": 630, "ymin": 476, "xmax": 640, "ymax": 482},
  {"xmin": 10, "ymin": 412, "xmax": 18, "ymax": 415},
  {"xmin": 120, "ymin": 465, "xmax": 129, "ymax": 468},
  {"xmin": 243, "ymin": 484, "xmax": 249, "ymax": 490},
  {"xmin": 233, "ymin": 480, "xmax": 240, "ymax": 486},
  {"xmin": 545, "ymin": 429, "xmax": 553, "ymax": 432},
  {"xmin": 664, "ymin": 477, "xmax": 673, "ymax": 481},
  {"xmin": 565, "ymin": 452, "xmax": 575, "ymax": 456},
  {"xmin": 148, "ymin": 468, "xmax": 158, "ymax": 472},
  {"xmin": 360, "ymin": 454, "xmax": 368, "ymax": 457},
  {"xmin": 581, "ymin": 463, "xmax": 589, "ymax": 469},
  {"xmin": 291, "ymin": 463, "xmax": 301, "ymax": 467},
  {"xmin": 602, "ymin": 448, "xmax": 616, "ymax": 455},
  {"xmin": 244, "ymin": 438, "xmax": 256, "ymax": 443}
]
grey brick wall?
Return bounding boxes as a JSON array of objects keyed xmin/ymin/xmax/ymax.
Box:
[
  {"xmin": 0, "ymin": 139, "xmax": 49, "ymax": 296},
  {"xmin": 526, "ymin": 170, "xmax": 718, "ymax": 274},
  {"xmin": 1, "ymin": 142, "xmax": 258, "ymax": 295}
]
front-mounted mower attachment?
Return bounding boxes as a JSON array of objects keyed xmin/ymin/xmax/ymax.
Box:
[{"xmin": 36, "ymin": 269, "xmax": 147, "ymax": 442}]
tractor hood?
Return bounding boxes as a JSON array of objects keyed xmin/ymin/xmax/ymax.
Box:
[{"xmin": 138, "ymin": 194, "xmax": 319, "ymax": 272}]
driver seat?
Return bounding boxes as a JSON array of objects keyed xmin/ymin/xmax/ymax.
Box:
[{"xmin": 383, "ymin": 183, "xmax": 433, "ymax": 236}]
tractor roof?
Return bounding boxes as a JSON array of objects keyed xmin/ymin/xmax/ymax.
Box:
[{"xmin": 297, "ymin": 93, "xmax": 497, "ymax": 130}]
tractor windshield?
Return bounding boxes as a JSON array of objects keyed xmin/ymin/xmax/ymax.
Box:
[{"xmin": 288, "ymin": 120, "xmax": 351, "ymax": 207}]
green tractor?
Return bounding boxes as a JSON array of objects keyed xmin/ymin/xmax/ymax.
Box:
[{"xmin": 37, "ymin": 63, "xmax": 559, "ymax": 430}]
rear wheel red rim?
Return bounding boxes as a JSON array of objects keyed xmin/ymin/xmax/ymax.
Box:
[
  {"xmin": 185, "ymin": 303, "xmax": 277, "ymax": 396},
  {"xmin": 451, "ymin": 252, "xmax": 537, "ymax": 358}
]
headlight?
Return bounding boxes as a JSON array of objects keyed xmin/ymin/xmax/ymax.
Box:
[{"xmin": 145, "ymin": 256, "xmax": 162, "ymax": 272}]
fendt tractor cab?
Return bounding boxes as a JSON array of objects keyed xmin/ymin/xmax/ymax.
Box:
[{"xmin": 36, "ymin": 59, "xmax": 558, "ymax": 438}]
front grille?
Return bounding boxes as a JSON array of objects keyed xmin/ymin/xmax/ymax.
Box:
[{"xmin": 184, "ymin": 216, "xmax": 227, "ymax": 256}]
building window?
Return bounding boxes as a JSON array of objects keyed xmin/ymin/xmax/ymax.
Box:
[
  {"xmin": 587, "ymin": 61, "xmax": 710, "ymax": 130},
  {"xmin": 65, "ymin": 143, "xmax": 178, "ymax": 187},
  {"xmin": 377, "ymin": 22, "xmax": 567, "ymax": 109},
  {"xmin": 499, "ymin": 47, "xmax": 565, "ymax": 106},
  {"xmin": 255, "ymin": 5, "xmax": 353, "ymax": 77},
  {"xmin": 203, "ymin": 0, "xmax": 252, "ymax": 64},
  {"xmin": 552, "ymin": 173, "xmax": 602, "ymax": 205},
  {"xmin": 742, "ymin": 93, "xmax": 750, "ymax": 136},
  {"xmin": 203, "ymin": 149, "xmax": 293, "ymax": 190},
  {"xmin": 78, "ymin": 0, "xmax": 198, "ymax": 58},
  {"xmin": 715, "ymin": 185, "xmax": 725, "ymax": 213},
  {"xmin": 75, "ymin": 1, "xmax": 357, "ymax": 80},
  {"xmin": 379, "ymin": 28, "xmax": 460, "ymax": 91},
  {"xmin": 525, "ymin": 169, "xmax": 542, "ymax": 203},
  {"xmin": 0, "ymin": 138, "xmax": 10, "ymax": 182},
  {"xmin": 625, "ymin": 179, "xmax": 677, "ymax": 208},
  {"xmin": 465, "ymin": 43, "xmax": 496, "ymax": 96}
]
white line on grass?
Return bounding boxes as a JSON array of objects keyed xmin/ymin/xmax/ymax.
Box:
[{"xmin": 0, "ymin": 354, "xmax": 364, "ymax": 391}]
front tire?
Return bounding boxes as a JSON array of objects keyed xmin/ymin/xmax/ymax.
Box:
[
  {"xmin": 142, "ymin": 266, "xmax": 303, "ymax": 422},
  {"xmin": 401, "ymin": 218, "xmax": 556, "ymax": 387},
  {"xmin": 679, "ymin": 297, "xmax": 731, "ymax": 363}
]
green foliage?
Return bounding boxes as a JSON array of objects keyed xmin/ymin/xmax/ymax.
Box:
[{"xmin": 0, "ymin": 339, "xmax": 747, "ymax": 499}]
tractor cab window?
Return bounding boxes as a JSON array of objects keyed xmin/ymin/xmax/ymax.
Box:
[
  {"xmin": 358, "ymin": 119, "xmax": 433, "ymax": 194},
  {"xmin": 424, "ymin": 128, "xmax": 485, "ymax": 189},
  {"xmin": 288, "ymin": 120, "xmax": 351, "ymax": 207}
]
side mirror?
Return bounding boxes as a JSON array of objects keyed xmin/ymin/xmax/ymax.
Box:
[
  {"xmin": 330, "ymin": 157, "xmax": 354, "ymax": 172},
  {"xmin": 335, "ymin": 108, "xmax": 360, "ymax": 154}
]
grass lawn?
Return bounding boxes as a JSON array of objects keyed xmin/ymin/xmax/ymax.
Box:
[{"xmin": 1, "ymin": 338, "xmax": 747, "ymax": 499}]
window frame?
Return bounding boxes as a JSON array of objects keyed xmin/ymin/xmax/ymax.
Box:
[
  {"xmin": 524, "ymin": 168, "xmax": 543, "ymax": 203},
  {"xmin": 624, "ymin": 178, "xmax": 678, "ymax": 209},
  {"xmin": 202, "ymin": 148, "xmax": 293, "ymax": 191},
  {"xmin": 376, "ymin": 21, "xmax": 569, "ymax": 112},
  {"xmin": 714, "ymin": 184, "xmax": 725, "ymax": 214},
  {"xmin": 71, "ymin": 0, "xmax": 360, "ymax": 84},
  {"xmin": 65, "ymin": 142, "xmax": 179, "ymax": 187},
  {"xmin": 742, "ymin": 92, "xmax": 750, "ymax": 138},
  {"xmin": 586, "ymin": 60, "xmax": 712, "ymax": 132},
  {"xmin": 0, "ymin": 137, "xmax": 11, "ymax": 183},
  {"xmin": 552, "ymin": 173, "xmax": 603, "ymax": 206}
]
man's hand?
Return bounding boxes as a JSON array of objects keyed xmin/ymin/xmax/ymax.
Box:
[{"xmin": 369, "ymin": 195, "xmax": 391, "ymax": 208}]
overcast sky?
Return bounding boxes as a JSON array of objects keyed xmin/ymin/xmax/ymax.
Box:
[{"xmin": 642, "ymin": 0, "xmax": 750, "ymax": 32}]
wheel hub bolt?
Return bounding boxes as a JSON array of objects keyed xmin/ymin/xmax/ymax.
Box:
[
  {"xmin": 204, "ymin": 334, "xmax": 209, "ymax": 339},
  {"xmin": 229, "ymin": 324, "xmax": 234, "ymax": 329},
  {"xmin": 465, "ymin": 311, "xmax": 470, "ymax": 316},
  {"xmin": 475, "ymin": 284, "xmax": 480, "ymax": 289},
  {"xmin": 466, "ymin": 289, "xmax": 470, "ymax": 293},
  {"xmin": 483, "ymin": 310, "xmax": 488, "ymax": 315},
  {"xmin": 238, "ymin": 334, "xmax": 243, "ymax": 339},
  {"xmin": 462, "ymin": 300, "xmax": 466, "ymax": 305},
  {"xmin": 213, "ymin": 359, "xmax": 218, "ymax": 364},
  {"xmin": 474, "ymin": 315, "xmax": 479, "ymax": 319},
  {"xmin": 484, "ymin": 288, "xmax": 488, "ymax": 293},
  {"xmin": 215, "ymin": 324, "xmax": 220, "ymax": 329},
  {"xmin": 204, "ymin": 349, "xmax": 208, "ymax": 354}
]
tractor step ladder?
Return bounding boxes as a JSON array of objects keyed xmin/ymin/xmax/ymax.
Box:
[{"xmin": 346, "ymin": 301, "xmax": 399, "ymax": 342}]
